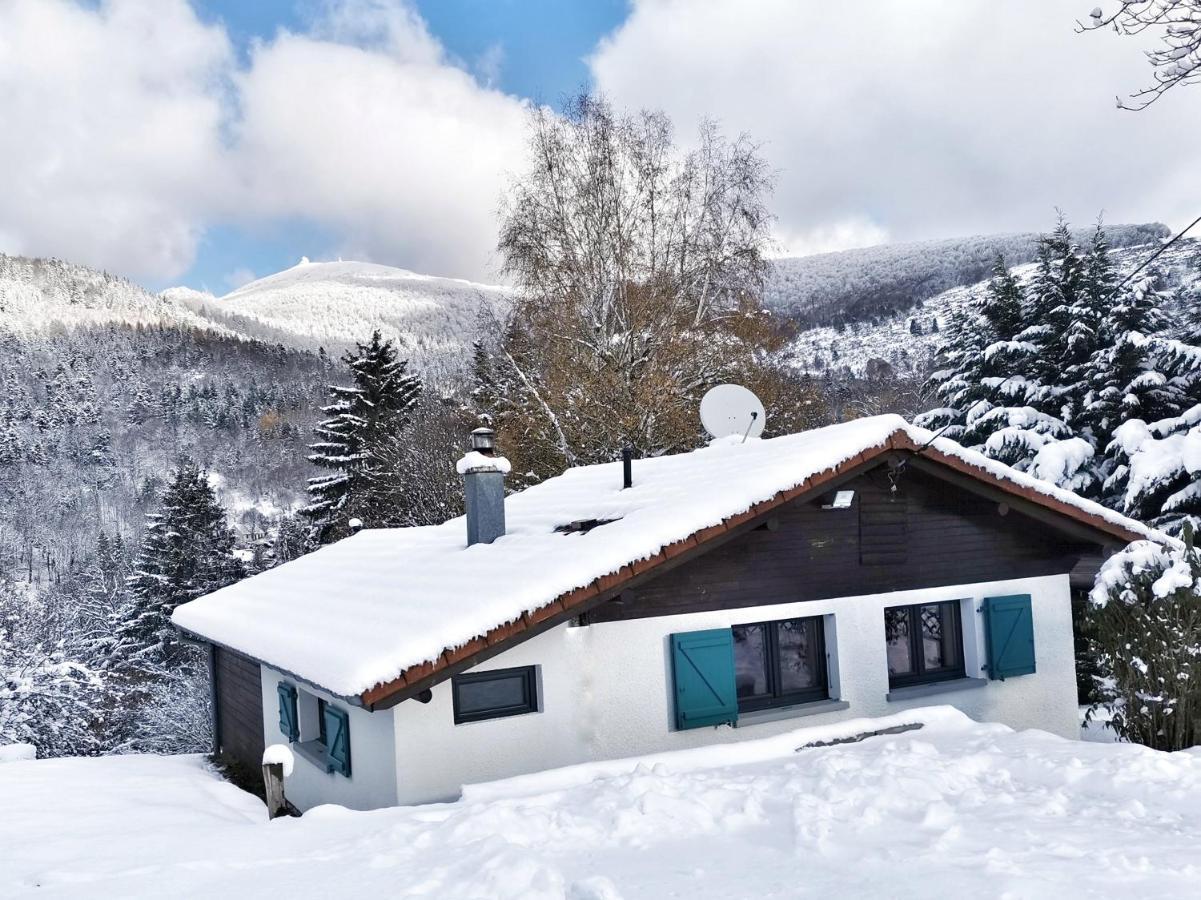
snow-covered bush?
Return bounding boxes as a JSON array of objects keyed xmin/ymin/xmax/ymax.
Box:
[
  {"xmin": 1088, "ymin": 531, "xmax": 1201, "ymax": 750},
  {"xmin": 0, "ymin": 582, "xmax": 107, "ymax": 757},
  {"xmin": 111, "ymin": 644, "xmax": 212, "ymax": 755}
]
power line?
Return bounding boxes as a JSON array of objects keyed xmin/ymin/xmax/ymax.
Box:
[{"xmin": 1112, "ymin": 213, "xmax": 1201, "ymax": 295}]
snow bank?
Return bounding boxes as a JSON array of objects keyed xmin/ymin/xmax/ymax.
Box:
[
  {"xmin": 463, "ymin": 706, "xmax": 970, "ymax": 802},
  {"xmin": 174, "ymin": 414, "xmax": 1162, "ymax": 698},
  {"xmin": 5, "ymin": 711, "xmax": 1201, "ymax": 899},
  {"xmin": 0, "ymin": 743, "xmax": 35, "ymax": 763}
]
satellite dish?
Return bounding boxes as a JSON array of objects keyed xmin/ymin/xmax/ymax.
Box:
[{"xmin": 700, "ymin": 384, "xmax": 766, "ymax": 441}]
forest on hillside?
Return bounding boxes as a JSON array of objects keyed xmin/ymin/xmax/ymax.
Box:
[{"xmin": 766, "ymin": 223, "xmax": 1171, "ymax": 330}]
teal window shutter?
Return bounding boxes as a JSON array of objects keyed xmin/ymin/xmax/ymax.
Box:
[
  {"xmin": 670, "ymin": 629, "xmax": 738, "ymax": 730},
  {"xmin": 983, "ymin": 594, "xmax": 1036, "ymax": 680},
  {"xmin": 277, "ymin": 682, "xmax": 299, "ymax": 742},
  {"xmin": 323, "ymin": 704, "xmax": 352, "ymax": 777}
]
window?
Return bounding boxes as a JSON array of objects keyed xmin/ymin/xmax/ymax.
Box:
[
  {"xmin": 732, "ymin": 616, "xmax": 828, "ymax": 712},
  {"xmin": 289, "ymin": 686, "xmax": 352, "ymax": 778},
  {"xmin": 884, "ymin": 601, "xmax": 964, "ymax": 688},
  {"xmin": 452, "ymin": 666, "xmax": 539, "ymax": 724}
]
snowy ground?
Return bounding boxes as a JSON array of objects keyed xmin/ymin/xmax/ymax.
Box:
[{"xmin": 3, "ymin": 707, "xmax": 1200, "ymax": 899}]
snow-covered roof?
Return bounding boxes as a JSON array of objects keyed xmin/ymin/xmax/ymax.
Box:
[{"xmin": 172, "ymin": 415, "xmax": 1160, "ymax": 701}]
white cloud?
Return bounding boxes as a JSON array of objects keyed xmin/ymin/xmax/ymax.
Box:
[
  {"xmin": 770, "ymin": 219, "xmax": 891, "ymax": 259},
  {"xmin": 229, "ymin": 10, "xmax": 528, "ymax": 282},
  {"xmin": 0, "ymin": 0, "xmax": 232, "ymax": 279},
  {"xmin": 590, "ymin": 0, "xmax": 1201, "ymax": 254},
  {"xmin": 0, "ymin": 0, "xmax": 527, "ymax": 283}
]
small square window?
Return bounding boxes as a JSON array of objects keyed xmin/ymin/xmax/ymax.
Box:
[
  {"xmin": 295, "ymin": 688, "xmax": 324, "ymax": 743},
  {"xmin": 452, "ymin": 666, "xmax": 539, "ymax": 724},
  {"xmin": 884, "ymin": 601, "xmax": 964, "ymax": 688}
]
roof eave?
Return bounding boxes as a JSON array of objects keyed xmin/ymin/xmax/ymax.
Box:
[{"xmin": 173, "ymin": 624, "xmax": 366, "ymax": 708}]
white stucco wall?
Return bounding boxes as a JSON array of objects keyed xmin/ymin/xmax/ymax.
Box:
[
  {"xmin": 260, "ymin": 666, "xmax": 397, "ymax": 812},
  {"xmin": 389, "ymin": 573, "xmax": 1078, "ymax": 806}
]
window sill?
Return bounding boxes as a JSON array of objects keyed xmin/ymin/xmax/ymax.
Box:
[
  {"xmin": 735, "ymin": 699, "xmax": 850, "ymax": 728},
  {"xmin": 886, "ymin": 677, "xmax": 985, "ymax": 703},
  {"xmin": 293, "ymin": 739, "xmax": 329, "ymax": 771}
]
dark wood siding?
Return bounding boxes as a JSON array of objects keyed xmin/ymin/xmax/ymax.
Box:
[
  {"xmin": 213, "ymin": 646, "xmax": 264, "ymax": 773},
  {"xmin": 858, "ymin": 489, "xmax": 908, "ymax": 566},
  {"xmin": 584, "ymin": 465, "xmax": 1096, "ymax": 624}
]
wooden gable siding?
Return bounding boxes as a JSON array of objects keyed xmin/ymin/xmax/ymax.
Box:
[
  {"xmin": 583, "ymin": 465, "xmax": 1092, "ymax": 624},
  {"xmin": 213, "ymin": 645, "xmax": 265, "ymax": 774}
]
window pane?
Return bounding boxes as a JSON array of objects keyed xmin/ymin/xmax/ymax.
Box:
[
  {"xmin": 733, "ymin": 624, "xmax": 771, "ymax": 700},
  {"xmin": 917, "ymin": 603, "xmax": 946, "ymax": 668},
  {"xmin": 456, "ymin": 673, "xmax": 528, "ymax": 715},
  {"xmin": 777, "ymin": 619, "xmax": 820, "ymax": 692},
  {"xmin": 922, "ymin": 600, "xmax": 960, "ymax": 672},
  {"xmin": 885, "ymin": 607, "xmax": 914, "ymax": 676}
]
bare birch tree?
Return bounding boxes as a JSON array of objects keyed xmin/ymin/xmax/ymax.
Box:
[{"xmin": 488, "ymin": 94, "xmax": 823, "ymax": 480}]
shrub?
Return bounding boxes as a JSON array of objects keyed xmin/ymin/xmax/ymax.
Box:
[{"xmin": 1088, "ymin": 527, "xmax": 1201, "ymax": 750}]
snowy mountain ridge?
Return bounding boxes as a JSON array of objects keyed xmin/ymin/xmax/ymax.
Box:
[
  {"xmin": 765, "ymin": 222, "xmax": 1171, "ymax": 330},
  {"xmin": 0, "ymin": 254, "xmax": 238, "ymax": 338},
  {"xmin": 172, "ymin": 258, "xmax": 512, "ymax": 369}
]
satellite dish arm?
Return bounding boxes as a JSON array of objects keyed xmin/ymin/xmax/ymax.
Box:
[{"xmin": 742, "ymin": 411, "xmax": 759, "ymax": 444}]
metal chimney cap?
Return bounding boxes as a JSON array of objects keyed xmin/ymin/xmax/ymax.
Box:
[{"xmin": 470, "ymin": 427, "xmax": 496, "ymax": 452}]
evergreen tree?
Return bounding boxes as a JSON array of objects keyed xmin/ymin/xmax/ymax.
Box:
[
  {"xmin": 115, "ymin": 460, "xmax": 245, "ymax": 666},
  {"xmin": 979, "ymin": 256, "xmax": 1024, "ymax": 339},
  {"xmin": 79, "ymin": 530, "xmax": 128, "ymax": 642},
  {"xmin": 1103, "ymin": 406, "xmax": 1201, "ymax": 533},
  {"xmin": 919, "ymin": 303, "xmax": 998, "ymax": 441},
  {"xmin": 1083, "ymin": 273, "xmax": 1177, "ymax": 450},
  {"xmin": 1020, "ymin": 221, "xmax": 1087, "ymax": 394},
  {"xmin": 920, "ymin": 255, "xmax": 1069, "ymax": 469},
  {"xmin": 302, "ymin": 331, "xmax": 422, "ymax": 542},
  {"xmin": 916, "ymin": 221, "xmax": 1199, "ymax": 496}
]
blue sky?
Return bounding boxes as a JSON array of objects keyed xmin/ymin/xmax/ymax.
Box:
[{"xmin": 177, "ymin": 0, "xmax": 627, "ymax": 293}]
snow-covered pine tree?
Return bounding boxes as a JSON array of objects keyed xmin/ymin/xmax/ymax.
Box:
[
  {"xmin": 916, "ymin": 221, "xmax": 1198, "ymax": 497},
  {"xmin": 918, "ymin": 254, "xmax": 1071, "ymax": 471},
  {"xmin": 302, "ymin": 331, "xmax": 422, "ymax": 542},
  {"xmin": 918, "ymin": 270, "xmax": 1007, "ymax": 441},
  {"xmin": 1103, "ymin": 406, "xmax": 1201, "ymax": 534},
  {"xmin": 1083, "ymin": 272, "xmax": 1178, "ymax": 452},
  {"xmin": 1017, "ymin": 221, "xmax": 1089, "ymax": 420},
  {"xmin": 78, "ymin": 530, "xmax": 128, "ymax": 643},
  {"xmin": 114, "ymin": 460, "xmax": 244, "ymax": 667}
]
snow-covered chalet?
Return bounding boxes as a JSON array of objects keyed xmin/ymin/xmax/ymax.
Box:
[{"xmin": 172, "ymin": 415, "xmax": 1159, "ymax": 811}]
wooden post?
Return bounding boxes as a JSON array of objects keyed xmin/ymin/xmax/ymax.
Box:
[{"xmin": 262, "ymin": 762, "xmax": 288, "ymax": 819}]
